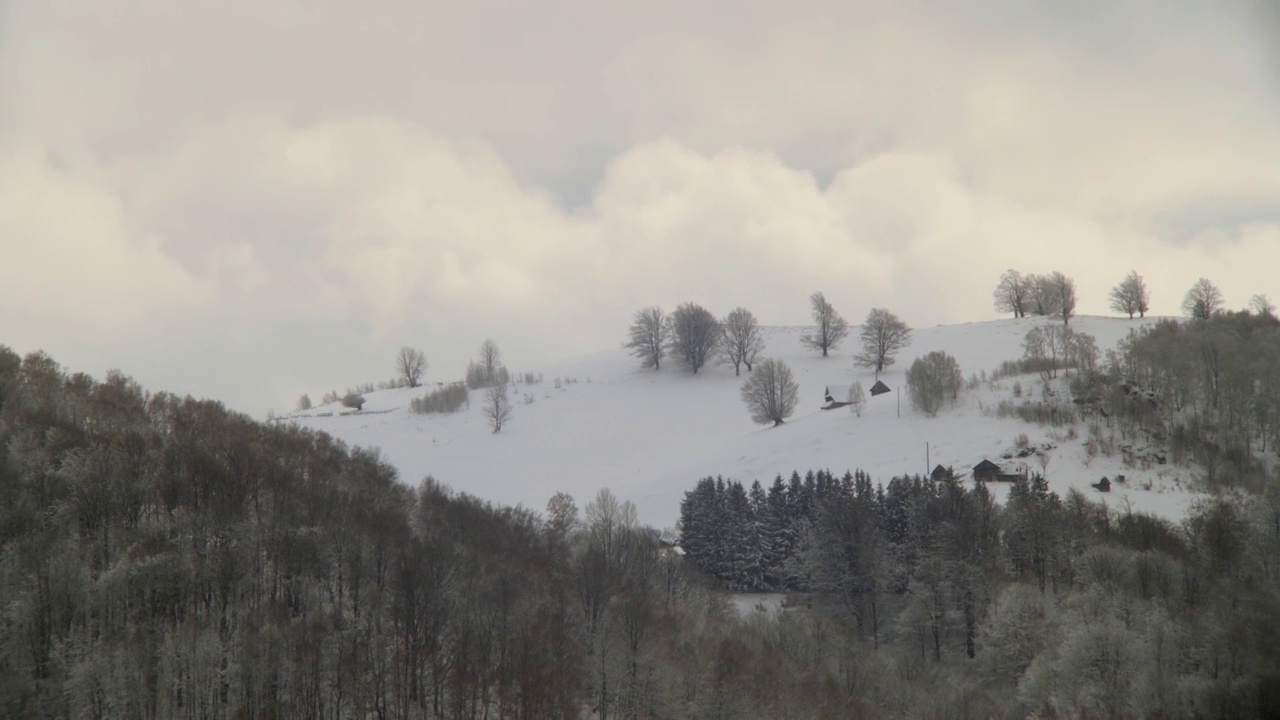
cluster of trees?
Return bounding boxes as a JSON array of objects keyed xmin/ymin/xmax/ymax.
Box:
[
  {"xmin": 0, "ymin": 347, "xmax": 575, "ymax": 717},
  {"xmin": 1108, "ymin": 310, "xmax": 1280, "ymax": 488},
  {"xmin": 624, "ymin": 304, "xmax": 764, "ymax": 375},
  {"xmin": 626, "ymin": 294, "xmax": 913, "ymax": 375},
  {"xmin": 993, "ymin": 270, "xmax": 1079, "ymax": 324},
  {"xmin": 997, "ymin": 270, "xmax": 1274, "ymax": 324},
  {"xmin": 1021, "ymin": 324, "xmax": 1101, "ymax": 381},
  {"xmin": 681, "ymin": 466, "xmax": 1280, "ymax": 717}
]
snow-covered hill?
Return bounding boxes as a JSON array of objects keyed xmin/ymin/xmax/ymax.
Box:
[{"xmin": 287, "ymin": 316, "xmax": 1202, "ymax": 529}]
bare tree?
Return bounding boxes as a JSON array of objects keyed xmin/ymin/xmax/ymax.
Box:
[
  {"xmin": 341, "ymin": 392, "xmax": 365, "ymax": 411},
  {"xmin": 483, "ymin": 384, "xmax": 512, "ymax": 433},
  {"xmin": 855, "ymin": 308, "xmax": 912, "ymax": 376},
  {"xmin": 847, "ymin": 382, "xmax": 867, "ymax": 417},
  {"xmin": 801, "ymin": 291, "xmax": 850, "ymax": 357},
  {"xmin": 741, "ymin": 358, "xmax": 799, "ymax": 426},
  {"xmin": 1022, "ymin": 325, "xmax": 1070, "ymax": 379},
  {"xmin": 668, "ymin": 302, "xmax": 720, "ymax": 373},
  {"xmin": 906, "ymin": 351, "xmax": 963, "ymax": 417},
  {"xmin": 1250, "ymin": 293, "xmax": 1276, "ymax": 318},
  {"xmin": 1182, "ymin": 278, "xmax": 1224, "ymax": 319},
  {"xmin": 480, "ymin": 339, "xmax": 502, "ymax": 380},
  {"xmin": 545, "ymin": 492, "xmax": 579, "ymax": 544},
  {"xmin": 1046, "ymin": 271, "xmax": 1077, "ymax": 325},
  {"xmin": 993, "ymin": 270, "xmax": 1030, "ymax": 318},
  {"xmin": 1108, "ymin": 271, "xmax": 1150, "ymax": 319},
  {"xmin": 1027, "ymin": 274, "xmax": 1062, "ymax": 317},
  {"xmin": 624, "ymin": 307, "xmax": 669, "ymax": 370},
  {"xmin": 720, "ymin": 307, "xmax": 765, "ymax": 376},
  {"xmin": 296, "ymin": 393, "xmax": 312, "ymax": 411},
  {"xmin": 466, "ymin": 340, "xmax": 508, "ymax": 388},
  {"xmin": 396, "ymin": 346, "xmax": 427, "ymax": 388}
]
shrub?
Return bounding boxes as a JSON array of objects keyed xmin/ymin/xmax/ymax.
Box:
[
  {"xmin": 409, "ymin": 384, "xmax": 469, "ymax": 415},
  {"xmin": 341, "ymin": 393, "xmax": 365, "ymax": 411},
  {"xmin": 995, "ymin": 400, "xmax": 1077, "ymax": 427}
]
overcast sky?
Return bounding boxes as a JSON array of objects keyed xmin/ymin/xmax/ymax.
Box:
[{"xmin": 2, "ymin": 0, "xmax": 1278, "ymax": 417}]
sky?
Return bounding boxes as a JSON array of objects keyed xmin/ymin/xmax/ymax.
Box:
[{"xmin": 2, "ymin": 0, "xmax": 1278, "ymax": 417}]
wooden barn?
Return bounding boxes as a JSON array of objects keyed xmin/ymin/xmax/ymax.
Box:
[
  {"xmin": 973, "ymin": 460, "xmax": 1027, "ymax": 482},
  {"xmin": 972, "ymin": 459, "xmax": 1002, "ymax": 482}
]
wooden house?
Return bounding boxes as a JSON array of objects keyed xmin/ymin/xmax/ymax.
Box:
[
  {"xmin": 973, "ymin": 459, "xmax": 1027, "ymax": 482},
  {"xmin": 972, "ymin": 459, "xmax": 1002, "ymax": 482}
]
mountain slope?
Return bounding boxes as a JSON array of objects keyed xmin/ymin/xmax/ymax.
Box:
[{"xmin": 288, "ymin": 316, "xmax": 1200, "ymax": 528}]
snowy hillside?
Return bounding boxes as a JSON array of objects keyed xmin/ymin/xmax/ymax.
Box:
[{"xmin": 286, "ymin": 316, "xmax": 1203, "ymax": 529}]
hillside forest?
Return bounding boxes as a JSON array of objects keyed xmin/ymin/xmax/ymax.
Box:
[{"xmin": 2, "ymin": 309, "xmax": 1279, "ymax": 718}]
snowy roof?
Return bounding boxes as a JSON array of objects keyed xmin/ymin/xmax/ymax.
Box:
[{"xmin": 824, "ymin": 384, "xmax": 850, "ymax": 400}]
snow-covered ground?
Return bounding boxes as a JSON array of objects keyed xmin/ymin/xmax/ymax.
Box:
[{"xmin": 286, "ymin": 316, "xmax": 1203, "ymax": 529}]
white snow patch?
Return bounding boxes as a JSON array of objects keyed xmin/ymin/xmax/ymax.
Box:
[{"xmin": 284, "ymin": 316, "xmax": 1205, "ymax": 527}]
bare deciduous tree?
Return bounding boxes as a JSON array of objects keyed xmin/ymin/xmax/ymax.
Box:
[
  {"xmin": 906, "ymin": 351, "xmax": 963, "ymax": 417},
  {"xmin": 847, "ymin": 382, "xmax": 867, "ymax": 417},
  {"xmin": 801, "ymin": 291, "xmax": 850, "ymax": 357},
  {"xmin": 1108, "ymin": 271, "xmax": 1151, "ymax": 319},
  {"xmin": 1045, "ymin": 271, "xmax": 1077, "ymax": 325},
  {"xmin": 480, "ymin": 339, "xmax": 502, "ymax": 379},
  {"xmin": 396, "ymin": 346, "xmax": 427, "ymax": 388},
  {"xmin": 483, "ymin": 383, "xmax": 512, "ymax": 433},
  {"xmin": 467, "ymin": 340, "xmax": 508, "ymax": 388},
  {"xmin": 720, "ymin": 307, "xmax": 765, "ymax": 376},
  {"xmin": 624, "ymin": 307, "xmax": 669, "ymax": 370},
  {"xmin": 1027, "ymin": 274, "xmax": 1062, "ymax": 317},
  {"xmin": 296, "ymin": 394, "xmax": 312, "ymax": 411},
  {"xmin": 668, "ymin": 302, "xmax": 720, "ymax": 373},
  {"xmin": 993, "ymin": 270, "xmax": 1030, "ymax": 318},
  {"xmin": 741, "ymin": 358, "xmax": 799, "ymax": 426},
  {"xmin": 1182, "ymin": 278, "xmax": 1224, "ymax": 320},
  {"xmin": 1022, "ymin": 324, "xmax": 1071, "ymax": 379},
  {"xmin": 855, "ymin": 308, "xmax": 912, "ymax": 376},
  {"xmin": 1250, "ymin": 293, "xmax": 1276, "ymax": 318}
]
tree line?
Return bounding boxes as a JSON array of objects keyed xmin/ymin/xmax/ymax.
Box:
[
  {"xmin": 1106, "ymin": 310, "xmax": 1280, "ymax": 489},
  {"xmin": 680, "ymin": 465, "xmax": 1280, "ymax": 717},
  {"xmin": 994, "ymin": 269, "xmax": 1275, "ymax": 323},
  {"xmin": 0, "ymin": 345, "xmax": 907, "ymax": 719}
]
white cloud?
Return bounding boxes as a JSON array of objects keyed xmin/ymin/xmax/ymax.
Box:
[{"xmin": 0, "ymin": 0, "xmax": 1276, "ymax": 415}]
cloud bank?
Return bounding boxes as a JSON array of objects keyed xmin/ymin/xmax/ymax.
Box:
[{"xmin": 1, "ymin": 0, "xmax": 1277, "ymax": 414}]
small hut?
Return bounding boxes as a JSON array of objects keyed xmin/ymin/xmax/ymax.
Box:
[
  {"xmin": 972, "ymin": 459, "xmax": 1001, "ymax": 482},
  {"xmin": 870, "ymin": 380, "xmax": 891, "ymax": 397},
  {"xmin": 822, "ymin": 385, "xmax": 851, "ymax": 410},
  {"xmin": 1092, "ymin": 477, "xmax": 1111, "ymax": 492},
  {"xmin": 931, "ymin": 464, "xmax": 952, "ymax": 482}
]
